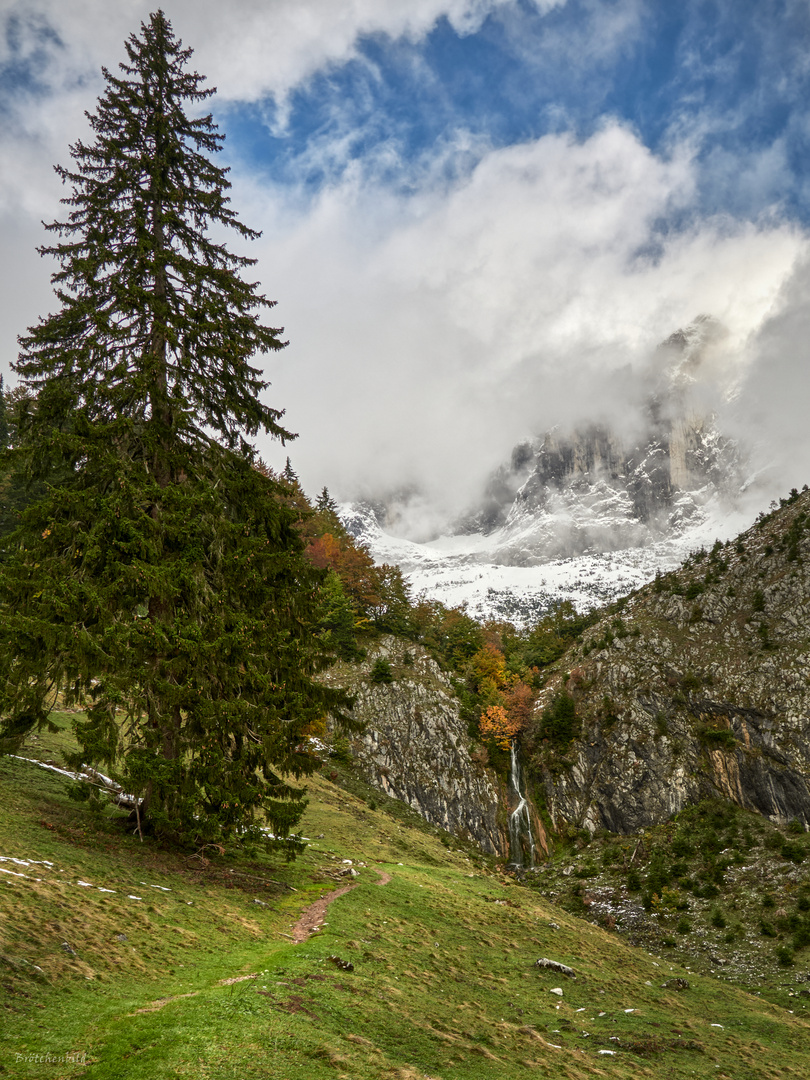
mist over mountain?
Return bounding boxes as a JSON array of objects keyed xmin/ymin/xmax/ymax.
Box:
[
  {"xmin": 340, "ymin": 316, "xmax": 778, "ymax": 621},
  {"xmin": 461, "ymin": 316, "xmax": 744, "ymax": 563},
  {"xmin": 353, "ymin": 318, "xmax": 746, "ymax": 546}
]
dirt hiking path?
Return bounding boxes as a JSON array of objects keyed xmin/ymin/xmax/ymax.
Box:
[{"xmin": 289, "ymin": 868, "xmax": 391, "ymax": 943}]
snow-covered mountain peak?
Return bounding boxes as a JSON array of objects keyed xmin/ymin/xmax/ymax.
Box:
[{"xmin": 340, "ymin": 317, "xmax": 753, "ymax": 623}]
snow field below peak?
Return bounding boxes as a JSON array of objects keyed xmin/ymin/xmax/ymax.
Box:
[{"xmin": 347, "ymin": 500, "xmax": 755, "ymax": 625}]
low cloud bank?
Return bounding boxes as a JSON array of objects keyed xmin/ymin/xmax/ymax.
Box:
[{"xmin": 247, "ymin": 124, "xmax": 806, "ymax": 533}]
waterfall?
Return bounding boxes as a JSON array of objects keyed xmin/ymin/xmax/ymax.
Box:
[{"xmin": 508, "ymin": 740, "xmax": 536, "ymax": 868}]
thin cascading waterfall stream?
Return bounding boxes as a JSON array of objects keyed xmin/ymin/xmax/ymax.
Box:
[{"xmin": 508, "ymin": 740, "xmax": 536, "ymax": 868}]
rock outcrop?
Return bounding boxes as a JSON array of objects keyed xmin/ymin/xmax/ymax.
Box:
[
  {"xmin": 529, "ymin": 488, "xmax": 810, "ymax": 833},
  {"xmin": 323, "ymin": 637, "xmax": 507, "ymax": 855}
]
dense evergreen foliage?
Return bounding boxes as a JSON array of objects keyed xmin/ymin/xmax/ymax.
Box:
[
  {"xmin": 0, "ymin": 12, "xmax": 351, "ymax": 850},
  {"xmin": 0, "ymin": 383, "xmax": 40, "ymax": 541}
]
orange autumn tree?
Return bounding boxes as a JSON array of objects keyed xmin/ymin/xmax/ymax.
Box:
[
  {"xmin": 471, "ymin": 641, "xmax": 507, "ymax": 700},
  {"xmin": 279, "ymin": 472, "xmax": 411, "ymax": 635},
  {"xmin": 479, "ymin": 705, "xmax": 521, "ymax": 750},
  {"xmin": 306, "ymin": 532, "xmax": 381, "ymax": 615},
  {"xmin": 473, "ymin": 641, "xmax": 537, "ymax": 750}
]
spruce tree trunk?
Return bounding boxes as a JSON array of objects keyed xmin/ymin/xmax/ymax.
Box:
[{"xmin": 144, "ymin": 68, "xmax": 178, "ymax": 818}]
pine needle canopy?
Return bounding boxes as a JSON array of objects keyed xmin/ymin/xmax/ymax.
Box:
[
  {"xmin": 17, "ymin": 8, "xmax": 290, "ymax": 461},
  {"xmin": 0, "ymin": 11, "xmax": 351, "ymax": 850}
]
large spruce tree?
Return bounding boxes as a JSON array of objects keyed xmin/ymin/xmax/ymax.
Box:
[{"xmin": 0, "ymin": 11, "xmax": 349, "ymax": 849}]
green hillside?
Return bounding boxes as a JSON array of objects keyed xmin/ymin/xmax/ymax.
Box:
[{"xmin": 1, "ymin": 714, "xmax": 808, "ymax": 1080}]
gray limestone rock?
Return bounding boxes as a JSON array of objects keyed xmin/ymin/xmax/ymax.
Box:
[
  {"xmin": 532, "ymin": 490, "xmax": 810, "ymax": 835},
  {"xmin": 534, "ymin": 957, "xmax": 576, "ymax": 978},
  {"xmin": 324, "ymin": 637, "xmax": 508, "ymax": 855}
]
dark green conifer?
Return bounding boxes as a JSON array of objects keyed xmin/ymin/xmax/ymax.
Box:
[
  {"xmin": 313, "ymin": 484, "xmax": 348, "ymax": 540},
  {"xmin": 282, "ymin": 457, "xmax": 301, "ymax": 487},
  {"xmin": 0, "ymin": 377, "xmax": 19, "ymax": 540},
  {"xmin": 316, "ymin": 486, "xmax": 339, "ymax": 515},
  {"xmin": 0, "ymin": 10, "xmax": 350, "ymax": 850},
  {"xmin": 0, "ymin": 387, "xmax": 49, "ymax": 544},
  {"xmin": 318, "ymin": 570, "xmax": 365, "ymax": 662}
]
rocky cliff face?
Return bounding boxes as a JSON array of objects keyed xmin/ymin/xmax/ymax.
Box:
[
  {"xmin": 322, "ymin": 637, "xmax": 509, "ymax": 855},
  {"xmin": 528, "ymin": 488, "xmax": 810, "ymax": 834}
]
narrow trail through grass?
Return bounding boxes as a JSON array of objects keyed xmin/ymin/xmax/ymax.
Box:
[
  {"xmin": 290, "ymin": 884, "xmax": 359, "ymax": 943},
  {"xmin": 289, "ymin": 867, "xmax": 391, "ymax": 943}
]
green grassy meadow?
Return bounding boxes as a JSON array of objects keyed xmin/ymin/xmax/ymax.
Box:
[{"xmin": 1, "ymin": 715, "xmax": 808, "ymax": 1079}]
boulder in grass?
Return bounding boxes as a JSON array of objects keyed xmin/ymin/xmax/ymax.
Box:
[{"xmin": 535, "ymin": 957, "xmax": 576, "ymax": 978}]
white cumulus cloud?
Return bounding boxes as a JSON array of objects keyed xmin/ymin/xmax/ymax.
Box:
[{"xmin": 240, "ymin": 123, "xmax": 805, "ymax": 515}]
